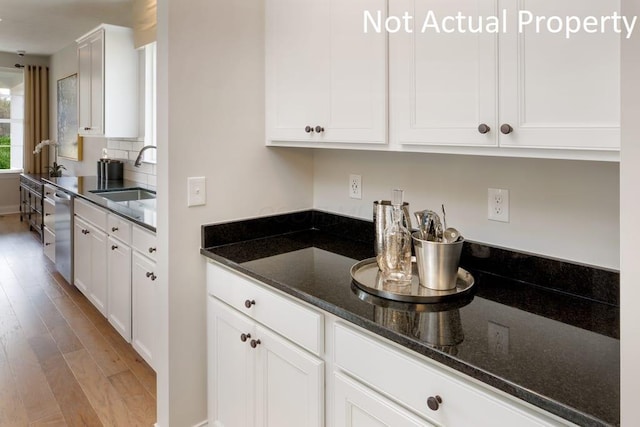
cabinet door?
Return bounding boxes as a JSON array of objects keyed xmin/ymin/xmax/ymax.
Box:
[
  {"xmin": 74, "ymin": 216, "xmax": 91, "ymax": 296},
  {"xmin": 390, "ymin": 0, "xmax": 498, "ymax": 147},
  {"xmin": 88, "ymin": 222, "xmax": 108, "ymax": 316},
  {"xmin": 89, "ymin": 32, "xmax": 104, "ymax": 134},
  {"xmin": 78, "ymin": 31, "xmax": 104, "ymax": 135},
  {"xmin": 266, "ymin": 0, "xmax": 387, "ymax": 144},
  {"xmin": 78, "ymin": 39, "xmax": 93, "ymax": 133},
  {"xmin": 108, "ymin": 236, "xmax": 132, "ymax": 342},
  {"xmin": 132, "ymin": 251, "xmax": 157, "ymax": 369},
  {"xmin": 208, "ymin": 297, "xmax": 256, "ymax": 427},
  {"xmin": 255, "ymin": 324, "xmax": 324, "ymax": 427},
  {"xmin": 498, "ymin": 0, "xmax": 619, "ymax": 149},
  {"xmin": 333, "ymin": 372, "xmax": 433, "ymax": 427}
]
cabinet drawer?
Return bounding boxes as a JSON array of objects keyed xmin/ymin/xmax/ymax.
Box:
[
  {"xmin": 207, "ymin": 261, "xmax": 323, "ymax": 356},
  {"xmin": 43, "ymin": 227, "xmax": 55, "ymax": 263},
  {"xmin": 74, "ymin": 198, "xmax": 107, "ymax": 230},
  {"xmin": 132, "ymin": 225, "xmax": 157, "ymax": 261},
  {"xmin": 43, "ymin": 184, "xmax": 57, "ymax": 200},
  {"xmin": 334, "ymin": 323, "xmax": 566, "ymax": 427},
  {"xmin": 43, "ymin": 198, "xmax": 55, "ymax": 231},
  {"xmin": 108, "ymin": 214, "xmax": 132, "ymax": 244}
]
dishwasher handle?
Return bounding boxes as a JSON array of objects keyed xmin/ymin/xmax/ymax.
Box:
[{"xmin": 53, "ymin": 191, "xmax": 71, "ymax": 202}]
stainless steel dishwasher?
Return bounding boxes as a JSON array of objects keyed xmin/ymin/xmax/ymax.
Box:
[{"xmin": 54, "ymin": 190, "xmax": 74, "ymax": 284}]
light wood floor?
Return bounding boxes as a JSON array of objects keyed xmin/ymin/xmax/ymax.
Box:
[{"xmin": 0, "ymin": 213, "xmax": 156, "ymax": 426}]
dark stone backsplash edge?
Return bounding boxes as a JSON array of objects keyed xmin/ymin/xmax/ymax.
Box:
[{"xmin": 201, "ymin": 209, "xmax": 619, "ymax": 306}]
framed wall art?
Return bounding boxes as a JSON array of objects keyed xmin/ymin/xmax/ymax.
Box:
[{"xmin": 57, "ymin": 73, "xmax": 82, "ymax": 160}]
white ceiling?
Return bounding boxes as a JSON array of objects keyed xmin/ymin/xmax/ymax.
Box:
[{"xmin": 0, "ymin": 0, "xmax": 133, "ymax": 56}]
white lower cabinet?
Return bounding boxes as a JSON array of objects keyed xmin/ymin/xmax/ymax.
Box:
[
  {"xmin": 107, "ymin": 235, "xmax": 132, "ymax": 342},
  {"xmin": 334, "ymin": 371, "xmax": 433, "ymax": 427},
  {"xmin": 73, "ymin": 198, "xmax": 157, "ymax": 369},
  {"xmin": 207, "ymin": 262, "xmax": 324, "ymax": 427},
  {"xmin": 206, "ymin": 261, "xmax": 573, "ymax": 427},
  {"xmin": 333, "ymin": 322, "xmax": 572, "ymax": 427},
  {"xmin": 74, "ymin": 216, "xmax": 108, "ymax": 315},
  {"xmin": 132, "ymin": 249, "xmax": 158, "ymax": 369}
]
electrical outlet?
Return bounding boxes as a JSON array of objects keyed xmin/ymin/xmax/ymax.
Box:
[
  {"xmin": 488, "ymin": 321, "xmax": 510, "ymax": 356},
  {"xmin": 488, "ymin": 188, "xmax": 509, "ymax": 222},
  {"xmin": 349, "ymin": 174, "xmax": 362, "ymax": 199}
]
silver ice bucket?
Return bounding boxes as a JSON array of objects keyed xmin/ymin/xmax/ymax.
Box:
[{"xmin": 412, "ymin": 232, "xmax": 464, "ymax": 291}]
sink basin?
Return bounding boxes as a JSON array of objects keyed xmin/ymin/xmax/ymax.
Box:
[{"xmin": 90, "ymin": 187, "xmax": 156, "ymax": 202}]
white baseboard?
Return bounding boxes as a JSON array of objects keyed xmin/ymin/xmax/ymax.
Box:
[
  {"xmin": 0, "ymin": 205, "xmax": 20, "ymax": 215},
  {"xmin": 153, "ymin": 420, "xmax": 208, "ymax": 427}
]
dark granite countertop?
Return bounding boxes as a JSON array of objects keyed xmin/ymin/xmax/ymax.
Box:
[
  {"xmin": 201, "ymin": 210, "xmax": 619, "ymax": 427},
  {"xmin": 43, "ymin": 176, "xmax": 156, "ymax": 231}
]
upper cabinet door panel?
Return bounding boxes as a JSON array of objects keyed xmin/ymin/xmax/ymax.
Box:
[
  {"xmin": 499, "ymin": 0, "xmax": 620, "ymax": 149},
  {"xmin": 390, "ymin": 0, "xmax": 498, "ymax": 147},
  {"xmin": 267, "ymin": 0, "xmax": 329, "ymax": 130},
  {"xmin": 266, "ymin": 0, "xmax": 387, "ymax": 144}
]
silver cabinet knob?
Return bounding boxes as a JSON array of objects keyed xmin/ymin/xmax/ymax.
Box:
[{"xmin": 500, "ymin": 124, "xmax": 513, "ymax": 134}]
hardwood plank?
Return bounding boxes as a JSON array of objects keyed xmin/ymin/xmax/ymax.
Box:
[
  {"xmin": 50, "ymin": 291, "xmax": 129, "ymax": 377},
  {"xmin": 28, "ymin": 334, "xmax": 102, "ymax": 427},
  {"xmin": 108, "ymin": 370, "xmax": 156, "ymax": 425},
  {"xmin": 0, "ymin": 340, "xmax": 30, "ymax": 427},
  {"xmin": 0, "ymin": 214, "xmax": 157, "ymax": 425},
  {"xmin": 9, "ymin": 354, "xmax": 61, "ymax": 423},
  {"xmin": 65, "ymin": 349, "xmax": 142, "ymax": 427},
  {"xmin": 27, "ymin": 288, "xmax": 83, "ymax": 355},
  {"xmin": 30, "ymin": 411, "xmax": 68, "ymax": 427},
  {"xmin": 51, "ymin": 274, "xmax": 157, "ymax": 397}
]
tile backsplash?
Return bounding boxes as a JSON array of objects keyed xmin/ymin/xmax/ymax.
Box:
[{"xmin": 106, "ymin": 138, "xmax": 157, "ymax": 187}]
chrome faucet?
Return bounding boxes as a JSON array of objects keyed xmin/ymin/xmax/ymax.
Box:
[{"xmin": 134, "ymin": 145, "xmax": 156, "ymax": 167}]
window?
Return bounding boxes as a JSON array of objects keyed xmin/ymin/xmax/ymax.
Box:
[
  {"xmin": 0, "ymin": 68, "xmax": 24, "ymax": 171},
  {"xmin": 138, "ymin": 42, "xmax": 157, "ymax": 163}
]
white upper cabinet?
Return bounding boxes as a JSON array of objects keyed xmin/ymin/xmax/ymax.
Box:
[
  {"xmin": 498, "ymin": 0, "xmax": 620, "ymax": 151},
  {"xmin": 77, "ymin": 24, "xmax": 139, "ymax": 137},
  {"xmin": 390, "ymin": 0, "xmax": 620, "ymax": 159},
  {"xmin": 390, "ymin": 0, "xmax": 498, "ymax": 147},
  {"xmin": 266, "ymin": 0, "xmax": 387, "ymax": 146}
]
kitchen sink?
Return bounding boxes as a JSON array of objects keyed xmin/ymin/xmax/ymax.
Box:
[{"xmin": 90, "ymin": 187, "xmax": 156, "ymax": 202}]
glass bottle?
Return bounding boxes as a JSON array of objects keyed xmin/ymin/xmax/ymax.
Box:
[{"xmin": 380, "ymin": 189, "xmax": 412, "ymax": 283}]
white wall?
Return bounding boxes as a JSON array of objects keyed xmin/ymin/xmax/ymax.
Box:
[
  {"xmin": 0, "ymin": 51, "xmax": 48, "ymax": 68},
  {"xmin": 0, "ymin": 173, "xmax": 20, "ymax": 213},
  {"xmin": 156, "ymin": 0, "xmax": 314, "ymax": 425},
  {"xmin": 620, "ymin": 0, "xmax": 639, "ymax": 424},
  {"xmin": 313, "ymin": 151, "xmax": 620, "ymax": 270}
]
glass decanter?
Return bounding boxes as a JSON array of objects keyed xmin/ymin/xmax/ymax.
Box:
[{"xmin": 379, "ymin": 189, "xmax": 412, "ymax": 283}]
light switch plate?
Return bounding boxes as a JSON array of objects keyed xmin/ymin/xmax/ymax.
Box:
[{"xmin": 188, "ymin": 176, "xmax": 206, "ymax": 207}]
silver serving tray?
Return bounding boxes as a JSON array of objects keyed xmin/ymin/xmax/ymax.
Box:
[{"xmin": 350, "ymin": 258, "xmax": 475, "ymax": 303}]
